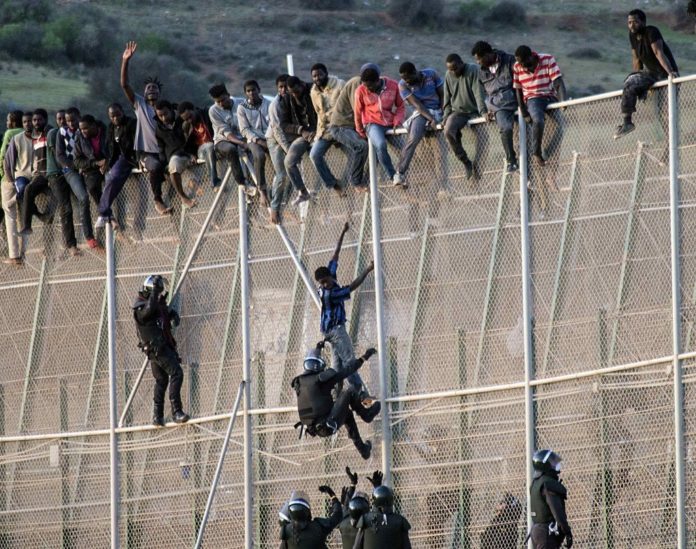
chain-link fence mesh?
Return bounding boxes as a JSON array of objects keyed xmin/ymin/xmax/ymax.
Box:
[{"xmin": 1, "ymin": 78, "xmax": 695, "ymax": 547}]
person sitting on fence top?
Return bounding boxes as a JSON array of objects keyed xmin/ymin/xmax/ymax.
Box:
[
  {"xmin": 354, "ymin": 63, "xmax": 405, "ymax": 185},
  {"xmin": 1, "ymin": 112, "xmax": 34, "ymax": 266},
  {"xmin": 280, "ymin": 486, "xmax": 343, "ymax": 548},
  {"xmin": 154, "ymin": 100, "xmax": 198, "ymax": 209},
  {"xmin": 472, "ymin": 41, "xmax": 519, "ymax": 173},
  {"xmin": 513, "ymin": 45, "xmax": 567, "ymax": 166},
  {"xmin": 236, "ymin": 79, "xmax": 271, "ymax": 206},
  {"xmin": 96, "ymin": 103, "xmax": 137, "ymax": 229},
  {"xmin": 613, "ymin": 9, "xmax": 679, "ymax": 139},
  {"xmin": 394, "ymin": 61, "xmax": 444, "ymax": 188},
  {"xmin": 0, "ymin": 111, "xmax": 24, "ymax": 183},
  {"xmin": 308, "ymin": 62, "xmax": 347, "ymax": 195},
  {"xmin": 208, "ymin": 83, "xmax": 251, "ymax": 192},
  {"xmin": 120, "ymin": 41, "xmax": 172, "ymax": 216},
  {"xmin": 279, "ymin": 75, "xmax": 318, "ymax": 207},
  {"xmin": 443, "ymin": 53, "xmax": 487, "ymax": 181},
  {"xmin": 177, "ymin": 101, "xmax": 218, "ymax": 191},
  {"xmin": 267, "ymin": 74, "xmax": 292, "ymax": 224}
]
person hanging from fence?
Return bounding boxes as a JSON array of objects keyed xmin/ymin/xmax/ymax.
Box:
[
  {"xmin": 279, "ymin": 486, "xmax": 343, "ymax": 549},
  {"xmin": 613, "ymin": 9, "xmax": 678, "ymax": 139},
  {"xmin": 480, "ymin": 492, "xmax": 522, "ymax": 549},
  {"xmin": 133, "ymin": 274, "xmax": 190, "ymax": 427},
  {"xmin": 315, "ymin": 221, "xmax": 375, "ymax": 401},
  {"xmin": 292, "ymin": 341, "xmax": 379, "ymax": 459},
  {"xmin": 529, "ymin": 449, "xmax": 573, "ymax": 549},
  {"xmin": 338, "ymin": 467, "xmax": 383, "ymax": 548},
  {"xmin": 353, "ymin": 485, "xmax": 412, "ymax": 548}
]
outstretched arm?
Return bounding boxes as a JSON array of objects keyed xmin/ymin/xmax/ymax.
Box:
[
  {"xmin": 331, "ymin": 222, "xmax": 350, "ymax": 262},
  {"xmin": 349, "ymin": 261, "xmax": 374, "ymax": 291},
  {"xmin": 121, "ymin": 41, "xmax": 137, "ymax": 107}
]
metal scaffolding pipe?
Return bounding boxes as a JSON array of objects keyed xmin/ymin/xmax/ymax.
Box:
[{"xmin": 276, "ymin": 224, "xmax": 321, "ymax": 310}]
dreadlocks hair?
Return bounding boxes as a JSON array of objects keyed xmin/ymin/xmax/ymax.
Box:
[{"xmin": 144, "ymin": 76, "xmax": 163, "ymax": 90}]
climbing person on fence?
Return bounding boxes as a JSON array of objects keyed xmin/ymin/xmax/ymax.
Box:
[
  {"xmin": 315, "ymin": 221, "xmax": 374, "ymax": 401},
  {"xmin": 279, "ymin": 486, "xmax": 343, "ymax": 549},
  {"xmin": 338, "ymin": 467, "xmax": 383, "ymax": 549},
  {"xmin": 529, "ymin": 449, "xmax": 573, "ymax": 549},
  {"xmin": 353, "ymin": 485, "xmax": 412, "ymax": 548},
  {"xmin": 133, "ymin": 274, "xmax": 190, "ymax": 427},
  {"xmin": 291, "ymin": 341, "xmax": 379, "ymax": 459},
  {"xmin": 614, "ymin": 9, "xmax": 678, "ymax": 139},
  {"xmin": 480, "ymin": 492, "xmax": 522, "ymax": 549}
]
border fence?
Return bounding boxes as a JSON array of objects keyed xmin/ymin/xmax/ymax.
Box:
[{"xmin": 1, "ymin": 75, "xmax": 696, "ymax": 548}]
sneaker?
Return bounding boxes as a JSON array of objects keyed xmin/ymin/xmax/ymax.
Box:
[
  {"xmin": 172, "ymin": 410, "xmax": 190, "ymax": 424},
  {"xmin": 2, "ymin": 257, "xmax": 23, "ymax": 267},
  {"xmin": 95, "ymin": 216, "xmax": 107, "ymax": 228},
  {"xmin": 614, "ymin": 122, "xmax": 635, "ymax": 140},
  {"xmin": 152, "ymin": 415, "xmax": 165, "ymax": 428},
  {"xmin": 181, "ymin": 197, "xmax": 197, "ymax": 209},
  {"xmin": 358, "ymin": 440, "xmax": 372, "ymax": 460},
  {"xmin": 67, "ymin": 246, "xmax": 82, "ymax": 257},
  {"xmin": 505, "ymin": 162, "xmax": 519, "ymax": 174},
  {"xmin": 86, "ymin": 238, "xmax": 105, "ymax": 253},
  {"xmin": 392, "ymin": 172, "xmax": 404, "ymax": 187},
  {"xmin": 362, "ymin": 401, "xmax": 381, "ymax": 424},
  {"xmin": 154, "ymin": 200, "xmax": 173, "ymax": 216},
  {"xmin": 291, "ymin": 190, "xmax": 311, "ymax": 206},
  {"xmin": 19, "ymin": 227, "xmax": 33, "ymax": 236},
  {"xmin": 243, "ymin": 182, "xmax": 257, "ymax": 197}
]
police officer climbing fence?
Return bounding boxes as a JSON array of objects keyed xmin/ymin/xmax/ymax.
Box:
[
  {"xmin": 529, "ymin": 449, "xmax": 572, "ymax": 549},
  {"xmin": 279, "ymin": 486, "xmax": 343, "ymax": 549},
  {"xmin": 292, "ymin": 341, "xmax": 380, "ymax": 459},
  {"xmin": 133, "ymin": 274, "xmax": 190, "ymax": 427}
]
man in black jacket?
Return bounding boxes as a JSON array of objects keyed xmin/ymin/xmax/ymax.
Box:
[
  {"xmin": 280, "ymin": 486, "xmax": 343, "ymax": 548},
  {"xmin": 292, "ymin": 342, "xmax": 379, "ymax": 459},
  {"xmin": 95, "ymin": 103, "xmax": 137, "ymax": 228},
  {"xmin": 132, "ymin": 274, "xmax": 190, "ymax": 426},
  {"xmin": 530, "ymin": 449, "xmax": 572, "ymax": 549},
  {"xmin": 279, "ymin": 76, "xmax": 318, "ymax": 206},
  {"xmin": 354, "ymin": 485, "xmax": 412, "ymax": 549},
  {"xmin": 154, "ymin": 100, "xmax": 197, "ymax": 208}
]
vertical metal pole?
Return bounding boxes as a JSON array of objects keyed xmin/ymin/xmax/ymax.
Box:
[
  {"xmin": 368, "ymin": 138, "xmax": 392, "ymax": 485},
  {"xmin": 286, "ymin": 54, "xmax": 294, "ymax": 76},
  {"xmin": 668, "ymin": 75, "xmax": 686, "ymax": 549},
  {"xmin": 518, "ymin": 110, "xmax": 535, "ymax": 546},
  {"xmin": 106, "ymin": 221, "xmax": 120, "ymax": 548},
  {"xmin": 238, "ymin": 187, "xmax": 253, "ymax": 549}
]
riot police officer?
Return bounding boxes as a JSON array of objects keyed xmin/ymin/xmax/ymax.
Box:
[
  {"xmin": 338, "ymin": 467, "xmax": 383, "ymax": 548},
  {"xmin": 292, "ymin": 342, "xmax": 380, "ymax": 459},
  {"xmin": 280, "ymin": 486, "xmax": 343, "ymax": 548},
  {"xmin": 132, "ymin": 274, "xmax": 189, "ymax": 426},
  {"xmin": 530, "ymin": 449, "xmax": 573, "ymax": 548},
  {"xmin": 354, "ymin": 485, "xmax": 412, "ymax": 548}
]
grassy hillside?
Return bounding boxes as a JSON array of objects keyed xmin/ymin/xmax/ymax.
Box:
[
  {"xmin": 1, "ymin": 0, "xmax": 695, "ymax": 111},
  {"xmin": 0, "ymin": 62, "xmax": 88, "ymax": 111}
]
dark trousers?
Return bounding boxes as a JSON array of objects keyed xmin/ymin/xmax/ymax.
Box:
[
  {"xmin": 100, "ymin": 155, "xmax": 133, "ymax": 217},
  {"xmin": 137, "ymin": 151, "xmax": 165, "ymax": 202},
  {"xmin": 329, "ymin": 386, "xmax": 371, "ymax": 450},
  {"xmin": 444, "ymin": 112, "xmax": 478, "ymax": 163},
  {"xmin": 246, "ymin": 142, "xmax": 268, "ymax": 190},
  {"xmin": 48, "ymin": 174, "xmax": 77, "ymax": 249},
  {"xmin": 495, "ymin": 109, "xmax": 517, "ymax": 164},
  {"xmin": 621, "ymin": 71, "xmax": 659, "ymax": 115},
  {"xmin": 20, "ymin": 175, "xmax": 50, "ymax": 232},
  {"xmin": 150, "ymin": 345, "xmax": 184, "ymax": 414},
  {"xmin": 531, "ymin": 523, "xmax": 563, "ymax": 549},
  {"xmin": 83, "ymin": 170, "xmax": 104, "ymax": 211},
  {"xmin": 214, "ymin": 141, "xmax": 247, "ymax": 185}
]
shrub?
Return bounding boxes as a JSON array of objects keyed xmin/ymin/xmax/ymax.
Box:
[
  {"xmin": 388, "ymin": 0, "xmax": 445, "ymax": 28},
  {"xmin": 484, "ymin": 1, "xmax": 526, "ymax": 26},
  {"xmin": 568, "ymin": 47, "xmax": 602, "ymax": 60}
]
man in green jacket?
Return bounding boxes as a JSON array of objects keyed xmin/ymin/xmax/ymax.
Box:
[
  {"xmin": 0, "ymin": 110, "xmax": 25, "ymax": 229},
  {"xmin": 443, "ymin": 53, "xmax": 487, "ymax": 181}
]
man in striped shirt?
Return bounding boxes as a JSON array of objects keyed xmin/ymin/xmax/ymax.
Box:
[{"xmin": 513, "ymin": 46, "xmax": 566, "ymax": 166}]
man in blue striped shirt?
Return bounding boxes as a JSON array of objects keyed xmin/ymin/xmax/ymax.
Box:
[{"xmin": 315, "ymin": 222, "xmax": 374, "ymax": 399}]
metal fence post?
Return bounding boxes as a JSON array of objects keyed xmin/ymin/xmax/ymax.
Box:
[
  {"xmin": 106, "ymin": 221, "xmax": 120, "ymax": 548},
  {"xmin": 238, "ymin": 187, "xmax": 253, "ymax": 549},
  {"xmin": 368, "ymin": 138, "xmax": 392, "ymax": 485},
  {"xmin": 668, "ymin": 75, "xmax": 686, "ymax": 549},
  {"xmin": 518, "ymin": 110, "xmax": 535, "ymax": 546}
]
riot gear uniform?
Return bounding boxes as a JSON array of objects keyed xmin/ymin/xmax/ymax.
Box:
[
  {"xmin": 132, "ymin": 275, "xmax": 189, "ymax": 426},
  {"xmin": 354, "ymin": 486, "xmax": 412, "ymax": 549},
  {"xmin": 339, "ymin": 491, "xmax": 369, "ymax": 549},
  {"xmin": 279, "ymin": 492, "xmax": 342, "ymax": 549},
  {"xmin": 292, "ymin": 344, "xmax": 379, "ymax": 459},
  {"xmin": 530, "ymin": 449, "xmax": 572, "ymax": 549}
]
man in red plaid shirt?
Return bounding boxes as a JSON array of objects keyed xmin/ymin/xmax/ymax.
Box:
[{"xmin": 513, "ymin": 46, "xmax": 567, "ymax": 166}]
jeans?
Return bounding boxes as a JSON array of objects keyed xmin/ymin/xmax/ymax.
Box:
[
  {"xmin": 136, "ymin": 151, "xmax": 165, "ymax": 202},
  {"xmin": 100, "ymin": 155, "xmax": 133, "ymax": 218},
  {"xmin": 196, "ymin": 142, "xmax": 219, "ymax": 187},
  {"xmin": 1, "ymin": 177, "xmax": 27, "ymax": 259},
  {"xmin": 309, "ymin": 137, "xmax": 340, "ymax": 188},
  {"xmin": 444, "ymin": 112, "xmax": 477, "ymax": 162},
  {"xmin": 48, "ymin": 174, "xmax": 77, "ymax": 249},
  {"xmin": 365, "ymin": 124, "xmax": 396, "ymax": 179},
  {"xmin": 14, "ymin": 176, "xmax": 29, "ymax": 199},
  {"xmin": 284, "ymin": 137, "xmax": 312, "ymax": 192},
  {"xmin": 494, "ymin": 109, "xmax": 517, "ymax": 164},
  {"xmin": 397, "ymin": 112, "xmax": 441, "ymax": 175},
  {"xmin": 245, "ymin": 142, "xmax": 268, "ymax": 191},
  {"xmin": 214, "ymin": 141, "xmax": 247, "ymax": 185},
  {"xmin": 82, "ymin": 170, "xmax": 103, "ymax": 237},
  {"xmin": 268, "ymin": 136, "xmax": 290, "ymax": 213},
  {"xmin": 325, "ymin": 324, "xmax": 363, "ymax": 389},
  {"xmin": 331, "ymin": 126, "xmax": 368, "ymax": 186},
  {"xmin": 63, "ymin": 169, "xmax": 94, "ymax": 240}
]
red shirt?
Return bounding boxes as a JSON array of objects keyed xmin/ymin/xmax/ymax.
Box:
[
  {"xmin": 513, "ymin": 53, "xmax": 562, "ymax": 101},
  {"xmin": 353, "ymin": 77, "xmax": 405, "ymax": 137},
  {"xmin": 192, "ymin": 121, "xmax": 212, "ymax": 147}
]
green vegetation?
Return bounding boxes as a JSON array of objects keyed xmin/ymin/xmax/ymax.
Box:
[{"xmin": 0, "ymin": 63, "xmax": 88, "ymax": 111}]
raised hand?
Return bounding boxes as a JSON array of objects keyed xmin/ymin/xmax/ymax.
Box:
[
  {"xmin": 345, "ymin": 466, "xmax": 358, "ymax": 485},
  {"xmin": 318, "ymin": 485, "xmax": 336, "ymax": 498},
  {"xmin": 366, "ymin": 470, "xmax": 383, "ymax": 487},
  {"xmin": 122, "ymin": 41, "xmax": 137, "ymax": 61}
]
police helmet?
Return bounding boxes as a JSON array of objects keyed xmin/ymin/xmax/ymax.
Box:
[
  {"xmin": 288, "ymin": 498, "xmax": 311, "ymax": 522},
  {"xmin": 372, "ymin": 485, "xmax": 394, "ymax": 511},
  {"xmin": 141, "ymin": 274, "xmax": 168, "ymax": 297},
  {"xmin": 348, "ymin": 492, "xmax": 370, "ymax": 521},
  {"xmin": 303, "ymin": 346, "xmax": 326, "ymax": 373},
  {"xmin": 278, "ymin": 501, "xmax": 291, "ymax": 524},
  {"xmin": 532, "ymin": 449, "xmax": 562, "ymax": 473}
]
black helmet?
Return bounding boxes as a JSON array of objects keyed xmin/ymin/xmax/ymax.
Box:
[
  {"xmin": 141, "ymin": 274, "xmax": 168, "ymax": 297},
  {"xmin": 278, "ymin": 501, "xmax": 291, "ymax": 525},
  {"xmin": 348, "ymin": 492, "xmax": 370, "ymax": 521},
  {"xmin": 303, "ymin": 346, "xmax": 326, "ymax": 373},
  {"xmin": 288, "ymin": 498, "xmax": 311, "ymax": 522},
  {"xmin": 532, "ymin": 449, "xmax": 562, "ymax": 473},
  {"xmin": 372, "ymin": 485, "xmax": 394, "ymax": 511}
]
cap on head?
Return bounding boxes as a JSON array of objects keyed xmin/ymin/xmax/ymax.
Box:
[{"xmin": 360, "ymin": 63, "xmax": 380, "ymax": 79}]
